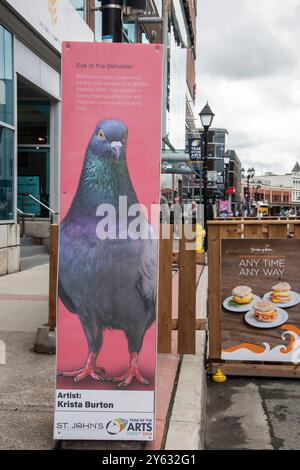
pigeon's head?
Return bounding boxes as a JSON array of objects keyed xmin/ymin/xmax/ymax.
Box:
[{"xmin": 89, "ymin": 119, "xmax": 128, "ymax": 163}]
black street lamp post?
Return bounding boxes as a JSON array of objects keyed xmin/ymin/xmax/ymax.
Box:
[
  {"xmin": 241, "ymin": 167, "xmax": 255, "ymax": 215},
  {"xmin": 100, "ymin": 1, "xmax": 150, "ymax": 43},
  {"xmin": 199, "ymin": 102, "xmax": 215, "ymax": 250}
]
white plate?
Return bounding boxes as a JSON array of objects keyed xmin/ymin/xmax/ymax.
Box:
[
  {"xmin": 244, "ymin": 307, "xmax": 288, "ymax": 329},
  {"xmin": 223, "ymin": 295, "xmax": 261, "ymax": 313},
  {"xmin": 262, "ymin": 291, "xmax": 300, "ymax": 308}
]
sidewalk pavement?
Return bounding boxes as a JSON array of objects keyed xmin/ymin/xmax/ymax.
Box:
[
  {"xmin": 0, "ymin": 264, "xmax": 207, "ymax": 450},
  {"xmin": 165, "ymin": 266, "xmax": 207, "ymax": 450},
  {"xmin": 0, "ymin": 264, "xmax": 49, "ymax": 331}
]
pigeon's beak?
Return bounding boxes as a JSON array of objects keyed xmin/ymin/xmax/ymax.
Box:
[{"xmin": 110, "ymin": 141, "xmax": 123, "ymax": 160}]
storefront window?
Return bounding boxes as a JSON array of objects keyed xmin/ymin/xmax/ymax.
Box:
[
  {"xmin": 0, "ymin": 127, "xmax": 14, "ymax": 220},
  {"xmin": 18, "ymin": 148, "xmax": 50, "ymax": 217},
  {"xmin": 0, "ymin": 25, "xmax": 13, "ymax": 126},
  {"xmin": 18, "ymin": 101, "xmax": 50, "ymax": 145},
  {"xmin": 0, "ymin": 25, "xmax": 14, "ymax": 221},
  {"xmin": 17, "ymin": 97, "xmax": 50, "ymax": 217}
]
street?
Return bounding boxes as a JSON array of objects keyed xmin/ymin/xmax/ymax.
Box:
[{"xmin": 205, "ymin": 377, "xmax": 300, "ymax": 450}]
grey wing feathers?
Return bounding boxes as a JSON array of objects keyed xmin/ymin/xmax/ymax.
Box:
[
  {"xmin": 58, "ymin": 281, "xmax": 77, "ymax": 314},
  {"xmin": 136, "ymin": 238, "xmax": 157, "ymax": 307}
]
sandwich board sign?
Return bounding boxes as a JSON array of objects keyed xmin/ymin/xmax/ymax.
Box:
[
  {"xmin": 220, "ymin": 239, "xmax": 300, "ymax": 363},
  {"xmin": 54, "ymin": 42, "xmax": 163, "ymax": 440}
]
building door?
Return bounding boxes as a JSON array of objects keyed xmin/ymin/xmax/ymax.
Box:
[
  {"xmin": 18, "ymin": 148, "xmax": 50, "ymax": 217},
  {"xmin": 17, "ymin": 79, "xmax": 51, "ymax": 218}
]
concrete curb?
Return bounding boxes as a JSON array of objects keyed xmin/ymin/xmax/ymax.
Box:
[{"xmin": 164, "ymin": 331, "xmax": 207, "ymax": 450}]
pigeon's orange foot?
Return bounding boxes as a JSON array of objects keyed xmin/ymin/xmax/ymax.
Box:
[
  {"xmin": 109, "ymin": 369, "xmax": 149, "ymax": 387},
  {"xmin": 107, "ymin": 352, "xmax": 149, "ymax": 387},
  {"xmin": 58, "ymin": 353, "xmax": 105, "ymax": 383}
]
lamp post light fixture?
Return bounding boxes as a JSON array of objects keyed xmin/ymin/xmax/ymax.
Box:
[
  {"xmin": 199, "ymin": 102, "xmax": 215, "ymax": 251},
  {"xmin": 241, "ymin": 166, "xmax": 255, "ymax": 215}
]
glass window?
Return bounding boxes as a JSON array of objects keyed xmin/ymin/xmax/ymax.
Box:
[
  {"xmin": 123, "ymin": 23, "xmax": 136, "ymax": 43},
  {"xmin": 17, "ymin": 148, "xmax": 50, "ymax": 217},
  {"xmin": 17, "ymin": 80, "xmax": 51, "ymax": 219},
  {"xmin": 70, "ymin": 0, "xmax": 86, "ymax": 19},
  {"xmin": 122, "ymin": 22, "xmax": 150, "ymax": 44},
  {"xmin": 141, "ymin": 29, "xmax": 150, "ymax": 44},
  {"xmin": 0, "ymin": 26, "xmax": 14, "ymax": 125},
  {"xmin": 18, "ymin": 101, "xmax": 50, "ymax": 145},
  {"xmin": 0, "ymin": 25, "xmax": 14, "ymax": 221},
  {"xmin": 214, "ymin": 132, "xmax": 226, "ymax": 144},
  {"xmin": 0, "ymin": 127, "xmax": 14, "ymax": 220},
  {"xmin": 215, "ymin": 143, "xmax": 225, "ymax": 159}
]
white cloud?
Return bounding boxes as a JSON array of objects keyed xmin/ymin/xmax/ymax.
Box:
[{"xmin": 196, "ymin": 0, "xmax": 300, "ymax": 175}]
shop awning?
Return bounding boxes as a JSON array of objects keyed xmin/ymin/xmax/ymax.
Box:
[{"xmin": 161, "ymin": 149, "xmax": 194, "ymax": 175}]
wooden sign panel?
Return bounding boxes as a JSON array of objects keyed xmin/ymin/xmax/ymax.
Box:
[{"xmin": 221, "ymin": 239, "xmax": 300, "ymax": 363}]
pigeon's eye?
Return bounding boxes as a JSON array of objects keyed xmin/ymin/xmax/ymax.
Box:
[{"xmin": 97, "ymin": 130, "xmax": 105, "ymax": 141}]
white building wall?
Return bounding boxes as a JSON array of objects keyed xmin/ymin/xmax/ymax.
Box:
[
  {"xmin": 14, "ymin": 39, "xmax": 61, "ymax": 99},
  {"xmin": 6, "ymin": 0, "xmax": 94, "ymax": 51},
  {"xmin": 168, "ymin": 26, "xmax": 187, "ymax": 150},
  {"xmin": 154, "ymin": 0, "xmax": 162, "ymax": 16},
  {"xmin": 159, "ymin": 0, "xmax": 191, "ymax": 195},
  {"xmin": 257, "ymin": 174, "xmax": 300, "ymax": 204}
]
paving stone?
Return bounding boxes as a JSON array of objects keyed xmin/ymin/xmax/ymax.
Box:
[{"xmin": 0, "ymin": 410, "xmax": 54, "ymax": 450}]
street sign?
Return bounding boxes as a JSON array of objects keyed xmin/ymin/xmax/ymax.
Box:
[
  {"xmin": 188, "ymin": 137, "xmax": 203, "ymax": 161},
  {"xmin": 188, "ymin": 137, "xmax": 203, "ymax": 178},
  {"xmin": 207, "ymin": 170, "xmax": 217, "ymax": 182}
]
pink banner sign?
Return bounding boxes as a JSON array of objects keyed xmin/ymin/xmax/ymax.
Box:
[
  {"xmin": 219, "ymin": 200, "xmax": 230, "ymax": 214},
  {"xmin": 54, "ymin": 42, "xmax": 163, "ymax": 441}
]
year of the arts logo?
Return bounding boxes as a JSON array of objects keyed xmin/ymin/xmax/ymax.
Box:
[
  {"xmin": 106, "ymin": 418, "xmax": 128, "ymax": 435},
  {"xmin": 48, "ymin": 0, "xmax": 58, "ymax": 26}
]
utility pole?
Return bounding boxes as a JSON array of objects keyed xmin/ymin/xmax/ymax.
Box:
[{"xmin": 101, "ymin": 0, "xmax": 123, "ymax": 42}]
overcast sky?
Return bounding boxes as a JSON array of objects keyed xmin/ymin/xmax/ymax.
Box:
[{"xmin": 196, "ymin": 0, "xmax": 300, "ymax": 175}]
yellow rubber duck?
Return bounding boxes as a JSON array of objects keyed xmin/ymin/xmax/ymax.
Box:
[{"xmin": 212, "ymin": 368, "xmax": 227, "ymax": 383}]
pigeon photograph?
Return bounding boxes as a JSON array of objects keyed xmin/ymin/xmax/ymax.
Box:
[{"xmin": 57, "ymin": 118, "xmax": 158, "ymax": 390}]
